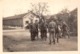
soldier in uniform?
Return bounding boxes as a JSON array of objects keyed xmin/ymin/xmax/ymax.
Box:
[
  {"xmin": 29, "ymin": 20, "xmax": 36, "ymax": 41},
  {"xmin": 48, "ymin": 19, "xmax": 56, "ymax": 44},
  {"xmin": 34, "ymin": 20, "xmax": 39, "ymax": 39},
  {"xmin": 43, "ymin": 20, "xmax": 47, "ymax": 40},
  {"xmin": 39, "ymin": 19, "xmax": 47, "ymax": 40},
  {"xmin": 61, "ymin": 21, "xmax": 70, "ymax": 38},
  {"xmin": 55, "ymin": 19, "xmax": 62, "ymax": 43}
]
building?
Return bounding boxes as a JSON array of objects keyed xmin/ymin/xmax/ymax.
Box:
[{"xmin": 3, "ymin": 11, "xmax": 39, "ymax": 29}]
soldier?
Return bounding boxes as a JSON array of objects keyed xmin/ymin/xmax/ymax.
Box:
[
  {"xmin": 48, "ymin": 19, "xmax": 56, "ymax": 44},
  {"xmin": 39, "ymin": 19, "xmax": 47, "ymax": 40},
  {"xmin": 62, "ymin": 21, "xmax": 70, "ymax": 38},
  {"xmin": 55, "ymin": 17, "xmax": 64, "ymax": 38},
  {"xmin": 34, "ymin": 20, "xmax": 39, "ymax": 39},
  {"xmin": 55, "ymin": 19, "xmax": 62, "ymax": 43},
  {"xmin": 29, "ymin": 20, "xmax": 36, "ymax": 41},
  {"xmin": 43, "ymin": 20, "xmax": 47, "ymax": 40}
]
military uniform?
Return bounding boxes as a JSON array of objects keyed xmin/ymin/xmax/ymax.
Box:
[
  {"xmin": 34, "ymin": 20, "xmax": 39, "ymax": 39},
  {"xmin": 39, "ymin": 20, "xmax": 47, "ymax": 40},
  {"xmin": 62, "ymin": 21, "xmax": 69, "ymax": 38},
  {"xmin": 29, "ymin": 22, "xmax": 36, "ymax": 41},
  {"xmin": 48, "ymin": 20, "xmax": 56, "ymax": 44}
]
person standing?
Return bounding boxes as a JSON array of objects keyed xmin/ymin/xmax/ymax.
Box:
[
  {"xmin": 29, "ymin": 20, "xmax": 36, "ymax": 41},
  {"xmin": 34, "ymin": 20, "xmax": 39, "ymax": 39},
  {"xmin": 48, "ymin": 19, "xmax": 56, "ymax": 44},
  {"xmin": 55, "ymin": 20, "xmax": 61, "ymax": 43},
  {"xmin": 39, "ymin": 19, "xmax": 47, "ymax": 40},
  {"xmin": 62, "ymin": 21, "xmax": 70, "ymax": 38}
]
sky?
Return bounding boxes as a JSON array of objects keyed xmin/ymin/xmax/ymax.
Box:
[{"xmin": 3, "ymin": 0, "xmax": 78, "ymax": 17}]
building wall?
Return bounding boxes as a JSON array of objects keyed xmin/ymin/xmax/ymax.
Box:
[
  {"xmin": 23, "ymin": 13, "xmax": 39, "ymax": 28},
  {"xmin": 3, "ymin": 12, "xmax": 39, "ymax": 29},
  {"xmin": 3, "ymin": 18, "xmax": 23, "ymax": 27}
]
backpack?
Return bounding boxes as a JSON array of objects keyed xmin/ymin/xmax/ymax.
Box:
[{"xmin": 49, "ymin": 21, "xmax": 56, "ymax": 32}]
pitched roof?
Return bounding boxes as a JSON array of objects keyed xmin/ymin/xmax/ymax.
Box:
[
  {"xmin": 3, "ymin": 13, "xmax": 28, "ymax": 20},
  {"xmin": 3, "ymin": 11, "xmax": 39, "ymax": 20}
]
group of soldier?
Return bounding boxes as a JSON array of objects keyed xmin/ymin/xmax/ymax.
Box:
[{"xmin": 28, "ymin": 16, "xmax": 69, "ymax": 44}]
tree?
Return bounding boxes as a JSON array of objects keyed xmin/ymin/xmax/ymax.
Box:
[
  {"xmin": 57, "ymin": 8, "xmax": 77, "ymax": 36},
  {"xmin": 59, "ymin": 8, "xmax": 70, "ymax": 21},
  {"xmin": 30, "ymin": 2, "xmax": 49, "ymax": 19},
  {"xmin": 68, "ymin": 8, "xmax": 77, "ymax": 36}
]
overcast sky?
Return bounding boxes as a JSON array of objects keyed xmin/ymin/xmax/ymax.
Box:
[{"xmin": 3, "ymin": 0, "xmax": 78, "ymax": 17}]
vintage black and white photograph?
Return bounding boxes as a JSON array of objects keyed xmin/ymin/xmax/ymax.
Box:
[{"xmin": 3, "ymin": 0, "xmax": 78, "ymax": 52}]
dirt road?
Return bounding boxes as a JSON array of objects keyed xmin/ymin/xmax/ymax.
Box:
[{"xmin": 3, "ymin": 29, "xmax": 78, "ymax": 52}]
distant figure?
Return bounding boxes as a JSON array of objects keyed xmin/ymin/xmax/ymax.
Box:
[
  {"xmin": 29, "ymin": 20, "xmax": 36, "ymax": 41},
  {"xmin": 55, "ymin": 20, "xmax": 62, "ymax": 43},
  {"xmin": 61, "ymin": 21, "xmax": 70, "ymax": 38},
  {"xmin": 34, "ymin": 20, "xmax": 39, "ymax": 39},
  {"xmin": 48, "ymin": 19, "xmax": 56, "ymax": 44}
]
